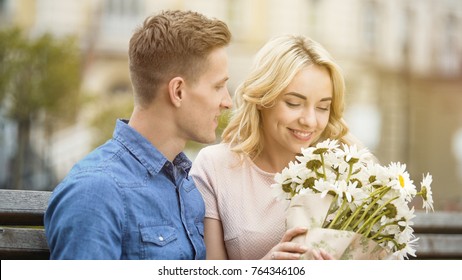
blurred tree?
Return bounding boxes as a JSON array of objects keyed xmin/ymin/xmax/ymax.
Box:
[
  {"xmin": 90, "ymin": 95, "xmax": 133, "ymax": 148},
  {"xmin": 0, "ymin": 28, "xmax": 83, "ymax": 189}
]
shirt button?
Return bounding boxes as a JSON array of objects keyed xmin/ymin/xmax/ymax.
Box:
[{"xmin": 158, "ymin": 236, "xmax": 164, "ymax": 241}]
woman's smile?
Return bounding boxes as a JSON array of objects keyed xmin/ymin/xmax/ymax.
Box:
[{"xmin": 288, "ymin": 128, "xmax": 313, "ymax": 141}]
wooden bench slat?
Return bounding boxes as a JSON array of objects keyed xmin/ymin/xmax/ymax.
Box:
[
  {"xmin": 414, "ymin": 234, "xmax": 462, "ymax": 259},
  {"xmin": 0, "ymin": 190, "xmax": 51, "ymax": 226},
  {"xmin": 0, "ymin": 227, "xmax": 49, "ymax": 260},
  {"xmin": 413, "ymin": 211, "xmax": 462, "ymax": 234}
]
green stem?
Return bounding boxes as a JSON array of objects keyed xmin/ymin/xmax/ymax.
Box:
[
  {"xmin": 357, "ymin": 195, "xmax": 398, "ymax": 235},
  {"xmin": 376, "ymin": 236, "xmax": 402, "ymax": 252},
  {"xmin": 370, "ymin": 222, "xmax": 397, "ymax": 240},
  {"xmin": 340, "ymin": 201, "xmax": 368, "ymax": 230},
  {"xmin": 362, "ymin": 210, "xmax": 389, "ymax": 238},
  {"xmin": 351, "ymin": 186, "xmax": 390, "ymax": 230},
  {"xmin": 322, "ymin": 193, "xmax": 339, "ymax": 228},
  {"xmin": 320, "ymin": 153, "xmax": 327, "ymax": 180},
  {"xmin": 328, "ymin": 197, "xmax": 348, "ymax": 229},
  {"xmin": 346, "ymin": 162, "xmax": 354, "ymax": 181},
  {"xmin": 339, "ymin": 184, "xmax": 387, "ymax": 230}
]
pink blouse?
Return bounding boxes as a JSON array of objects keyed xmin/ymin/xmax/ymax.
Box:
[{"xmin": 190, "ymin": 143, "xmax": 290, "ymax": 260}]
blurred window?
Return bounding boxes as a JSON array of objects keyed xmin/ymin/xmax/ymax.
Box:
[
  {"xmin": 440, "ymin": 14, "xmax": 460, "ymax": 76},
  {"xmin": 99, "ymin": 0, "xmax": 143, "ymax": 50},
  {"xmin": 362, "ymin": 1, "xmax": 379, "ymax": 54},
  {"xmin": 105, "ymin": 0, "xmax": 140, "ymax": 17},
  {"xmin": 399, "ymin": 7, "xmax": 413, "ymax": 64}
]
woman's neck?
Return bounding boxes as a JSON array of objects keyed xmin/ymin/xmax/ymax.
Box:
[{"xmin": 253, "ymin": 149, "xmax": 296, "ymax": 174}]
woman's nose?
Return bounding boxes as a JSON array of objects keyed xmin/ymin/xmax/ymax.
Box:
[{"xmin": 299, "ymin": 108, "xmax": 317, "ymax": 127}]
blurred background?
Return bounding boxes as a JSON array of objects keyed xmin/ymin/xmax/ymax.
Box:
[{"xmin": 0, "ymin": 0, "xmax": 461, "ymax": 213}]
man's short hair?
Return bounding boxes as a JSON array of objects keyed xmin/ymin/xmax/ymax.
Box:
[{"xmin": 128, "ymin": 10, "xmax": 231, "ymax": 106}]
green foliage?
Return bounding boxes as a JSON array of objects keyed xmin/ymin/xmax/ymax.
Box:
[
  {"xmin": 0, "ymin": 27, "xmax": 83, "ymax": 123},
  {"xmin": 0, "ymin": 27, "xmax": 84, "ymax": 189},
  {"xmin": 90, "ymin": 96, "xmax": 133, "ymax": 148}
]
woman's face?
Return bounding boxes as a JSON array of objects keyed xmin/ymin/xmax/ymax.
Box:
[{"xmin": 259, "ymin": 65, "xmax": 333, "ymax": 157}]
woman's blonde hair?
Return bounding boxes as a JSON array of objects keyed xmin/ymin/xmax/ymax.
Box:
[{"xmin": 222, "ymin": 35, "xmax": 352, "ymax": 159}]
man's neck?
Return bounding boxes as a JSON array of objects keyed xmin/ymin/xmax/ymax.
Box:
[{"xmin": 128, "ymin": 106, "xmax": 186, "ymax": 162}]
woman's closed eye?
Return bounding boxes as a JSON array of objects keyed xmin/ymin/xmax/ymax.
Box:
[
  {"xmin": 317, "ymin": 106, "xmax": 330, "ymax": 111},
  {"xmin": 285, "ymin": 101, "xmax": 301, "ymax": 107}
]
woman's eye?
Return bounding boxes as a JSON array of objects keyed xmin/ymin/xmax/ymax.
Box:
[
  {"xmin": 285, "ymin": 101, "xmax": 300, "ymax": 107},
  {"xmin": 317, "ymin": 107, "xmax": 330, "ymax": 111}
]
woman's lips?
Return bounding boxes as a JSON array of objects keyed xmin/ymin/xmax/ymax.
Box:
[{"xmin": 289, "ymin": 128, "xmax": 313, "ymax": 141}]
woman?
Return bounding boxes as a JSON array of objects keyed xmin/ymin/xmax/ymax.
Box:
[{"xmin": 190, "ymin": 35, "xmax": 360, "ymax": 260}]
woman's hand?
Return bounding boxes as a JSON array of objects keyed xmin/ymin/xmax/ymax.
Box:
[
  {"xmin": 308, "ymin": 248, "xmax": 334, "ymax": 260},
  {"xmin": 262, "ymin": 227, "xmax": 334, "ymax": 260}
]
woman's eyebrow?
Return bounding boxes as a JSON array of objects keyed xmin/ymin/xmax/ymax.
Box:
[
  {"xmin": 284, "ymin": 92, "xmax": 332, "ymax": 102},
  {"xmin": 284, "ymin": 92, "xmax": 306, "ymax": 100}
]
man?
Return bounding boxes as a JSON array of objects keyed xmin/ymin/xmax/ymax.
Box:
[{"xmin": 44, "ymin": 10, "xmax": 232, "ymax": 259}]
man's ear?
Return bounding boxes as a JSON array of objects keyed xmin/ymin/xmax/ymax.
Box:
[{"xmin": 168, "ymin": 77, "xmax": 184, "ymax": 108}]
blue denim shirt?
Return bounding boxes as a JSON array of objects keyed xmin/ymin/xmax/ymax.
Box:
[{"xmin": 44, "ymin": 119, "xmax": 206, "ymax": 259}]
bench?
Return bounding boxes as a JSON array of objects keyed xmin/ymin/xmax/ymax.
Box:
[
  {"xmin": 1, "ymin": 189, "xmax": 462, "ymax": 260},
  {"xmin": 0, "ymin": 189, "xmax": 51, "ymax": 260},
  {"xmin": 412, "ymin": 211, "xmax": 462, "ymax": 259}
]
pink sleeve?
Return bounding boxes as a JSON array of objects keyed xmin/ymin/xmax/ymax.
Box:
[{"xmin": 190, "ymin": 149, "xmax": 220, "ymax": 220}]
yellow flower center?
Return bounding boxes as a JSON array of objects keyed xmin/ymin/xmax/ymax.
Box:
[
  {"xmin": 421, "ymin": 186, "xmax": 428, "ymax": 200},
  {"xmin": 399, "ymin": 175, "xmax": 405, "ymax": 188}
]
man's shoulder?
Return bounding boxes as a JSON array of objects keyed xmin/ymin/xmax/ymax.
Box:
[
  {"xmin": 54, "ymin": 142, "xmax": 126, "ymax": 193},
  {"xmin": 69, "ymin": 140, "xmax": 137, "ymax": 177}
]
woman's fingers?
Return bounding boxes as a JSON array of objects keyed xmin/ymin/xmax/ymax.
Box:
[
  {"xmin": 307, "ymin": 248, "xmax": 334, "ymax": 260},
  {"xmin": 270, "ymin": 250, "xmax": 303, "ymax": 260},
  {"xmin": 280, "ymin": 227, "xmax": 308, "ymax": 242},
  {"xmin": 319, "ymin": 248, "xmax": 334, "ymax": 260},
  {"xmin": 268, "ymin": 242, "xmax": 309, "ymax": 260},
  {"xmin": 266, "ymin": 228, "xmax": 335, "ymax": 260},
  {"xmin": 279, "ymin": 241, "xmax": 308, "ymax": 254}
]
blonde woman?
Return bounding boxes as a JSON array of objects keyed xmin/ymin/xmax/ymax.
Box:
[{"xmin": 191, "ymin": 35, "xmax": 360, "ymax": 260}]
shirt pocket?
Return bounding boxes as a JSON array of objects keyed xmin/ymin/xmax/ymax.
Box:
[{"xmin": 140, "ymin": 225, "xmax": 181, "ymax": 259}]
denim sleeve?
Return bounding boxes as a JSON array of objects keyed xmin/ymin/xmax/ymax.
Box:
[{"xmin": 44, "ymin": 172, "xmax": 125, "ymax": 259}]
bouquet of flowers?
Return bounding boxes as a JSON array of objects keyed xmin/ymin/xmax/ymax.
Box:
[{"xmin": 271, "ymin": 139, "xmax": 434, "ymax": 260}]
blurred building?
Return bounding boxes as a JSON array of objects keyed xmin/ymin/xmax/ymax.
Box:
[{"xmin": 0, "ymin": 0, "xmax": 461, "ymax": 210}]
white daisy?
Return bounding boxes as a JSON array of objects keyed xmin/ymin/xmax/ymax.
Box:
[
  {"xmin": 387, "ymin": 162, "xmax": 417, "ymax": 201},
  {"xmin": 419, "ymin": 173, "xmax": 434, "ymax": 213},
  {"xmin": 337, "ymin": 143, "xmax": 372, "ymax": 164}
]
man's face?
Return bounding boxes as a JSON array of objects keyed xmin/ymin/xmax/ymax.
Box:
[{"xmin": 179, "ymin": 47, "xmax": 232, "ymax": 144}]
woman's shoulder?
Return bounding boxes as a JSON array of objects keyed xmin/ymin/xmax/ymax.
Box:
[
  {"xmin": 196, "ymin": 143, "xmax": 235, "ymax": 158},
  {"xmin": 194, "ymin": 143, "xmax": 242, "ymax": 168}
]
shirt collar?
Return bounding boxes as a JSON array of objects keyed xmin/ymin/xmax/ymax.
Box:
[{"xmin": 112, "ymin": 119, "xmax": 192, "ymax": 176}]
